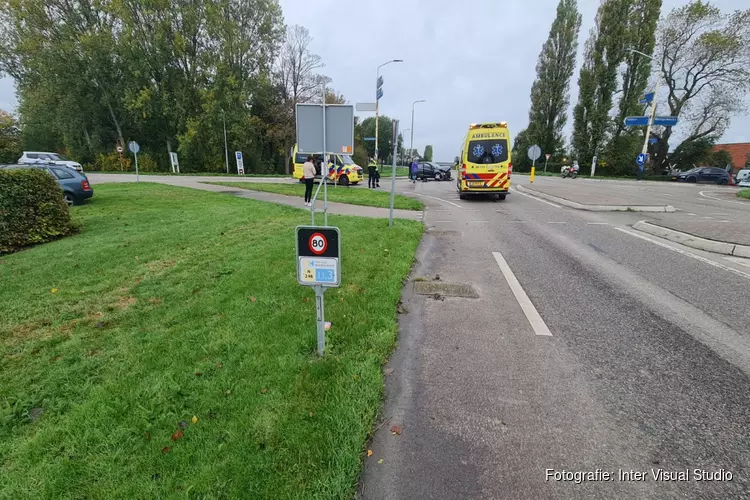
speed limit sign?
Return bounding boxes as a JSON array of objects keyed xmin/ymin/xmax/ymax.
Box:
[
  {"xmin": 296, "ymin": 226, "xmax": 341, "ymax": 287},
  {"xmin": 309, "ymin": 233, "xmax": 328, "ymax": 255}
]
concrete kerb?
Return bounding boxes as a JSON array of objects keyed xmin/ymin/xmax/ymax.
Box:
[
  {"xmin": 515, "ymin": 184, "xmax": 676, "ymax": 212},
  {"xmin": 633, "ymin": 220, "xmax": 750, "ymax": 257}
]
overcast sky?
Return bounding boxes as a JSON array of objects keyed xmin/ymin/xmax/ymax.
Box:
[{"xmin": 1, "ymin": 0, "xmax": 746, "ymax": 161}]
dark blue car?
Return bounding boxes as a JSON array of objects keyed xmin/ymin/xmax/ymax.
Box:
[
  {"xmin": 672, "ymin": 167, "xmax": 730, "ymax": 185},
  {"xmin": 1, "ymin": 163, "xmax": 93, "ymax": 206}
]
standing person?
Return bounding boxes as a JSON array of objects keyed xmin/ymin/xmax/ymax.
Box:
[
  {"xmin": 410, "ymin": 158, "xmax": 419, "ymax": 184},
  {"xmin": 368, "ymin": 157, "xmax": 378, "ymax": 189},
  {"xmin": 302, "ymin": 155, "xmax": 316, "ymax": 206}
]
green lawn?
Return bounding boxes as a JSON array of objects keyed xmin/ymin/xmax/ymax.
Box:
[
  {"xmin": 205, "ymin": 181, "xmax": 424, "ymax": 211},
  {"xmin": 91, "ymin": 171, "xmax": 286, "ymax": 177},
  {"xmin": 738, "ymin": 189, "xmax": 750, "ymax": 200},
  {"xmin": 0, "ymin": 183, "xmax": 423, "ymax": 499},
  {"xmin": 378, "ymin": 166, "xmax": 410, "ymax": 177}
]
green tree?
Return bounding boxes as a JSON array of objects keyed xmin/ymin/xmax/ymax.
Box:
[
  {"xmin": 651, "ymin": 1, "xmax": 750, "ymax": 170},
  {"xmin": 0, "ymin": 109, "xmax": 21, "ymax": 163},
  {"xmin": 423, "ymin": 145, "xmax": 433, "ymax": 162},
  {"xmin": 572, "ymin": 0, "xmax": 633, "ymax": 165},
  {"xmin": 357, "ymin": 116, "xmax": 394, "ymax": 162},
  {"xmin": 710, "ymin": 149, "xmax": 733, "ymax": 169},
  {"xmin": 525, "ymin": 0, "xmax": 582, "ymax": 157}
]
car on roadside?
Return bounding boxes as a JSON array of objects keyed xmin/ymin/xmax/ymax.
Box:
[
  {"xmin": 739, "ymin": 177, "xmax": 750, "ymax": 187},
  {"xmin": 735, "ymin": 168, "xmax": 750, "ymax": 185},
  {"xmin": 18, "ymin": 151, "xmax": 84, "ymax": 173},
  {"xmin": 0, "ymin": 164, "xmax": 93, "ymax": 206},
  {"xmin": 671, "ymin": 167, "xmax": 730, "ymax": 185},
  {"xmin": 417, "ymin": 161, "xmax": 452, "ymax": 181}
]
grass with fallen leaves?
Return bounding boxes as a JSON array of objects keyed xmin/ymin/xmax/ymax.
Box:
[
  {"xmin": 0, "ymin": 183, "xmax": 422, "ymax": 499},
  {"xmin": 205, "ymin": 181, "xmax": 424, "ymax": 211},
  {"xmin": 738, "ymin": 189, "xmax": 750, "ymax": 200}
]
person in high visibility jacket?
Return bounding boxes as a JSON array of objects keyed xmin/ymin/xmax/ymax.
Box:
[{"xmin": 368, "ymin": 158, "xmax": 378, "ymax": 188}]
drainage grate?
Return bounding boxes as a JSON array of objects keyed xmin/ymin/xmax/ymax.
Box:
[{"xmin": 413, "ymin": 281, "xmax": 479, "ymax": 298}]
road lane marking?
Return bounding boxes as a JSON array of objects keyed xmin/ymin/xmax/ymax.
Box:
[
  {"xmin": 615, "ymin": 227, "xmax": 750, "ymax": 281},
  {"xmin": 435, "ymin": 209, "xmax": 452, "ymax": 212},
  {"xmin": 433, "ymin": 220, "xmax": 452, "ymax": 223},
  {"xmin": 711, "ymin": 213, "xmax": 730, "ymax": 216},
  {"xmin": 412, "ymin": 193, "xmax": 463, "ymax": 208},
  {"xmin": 548, "ymin": 221, "xmax": 567, "ymax": 224},
  {"xmin": 699, "ymin": 190, "xmax": 747, "ymax": 205},
  {"xmin": 725, "ymin": 256, "xmax": 750, "ymax": 268},
  {"xmin": 492, "ymin": 252, "xmax": 553, "ymax": 336},
  {"xmin": 464, "ymin": 209, "xmax": 480, "ymax": 212},
  {"xmin": 511, "ymin": 187, "xmax": 561, "ymax": 208}
]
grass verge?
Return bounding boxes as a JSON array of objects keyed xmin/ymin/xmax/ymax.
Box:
[
  {"xmin": 0, "ymin": 183, "xmax": 423, "ymax": 499},
  {"xmin": 206, "ymin": 181, "xmax": 424, "ymax": 211},
  {"xmin": 738, "ymin": 189, "xmax": 750, "ymax": 200},
  {"xmin": 90, "ymin": 171, "xmax": 286, "ymax": 177}
]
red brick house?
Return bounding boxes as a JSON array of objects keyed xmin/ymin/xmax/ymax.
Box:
[{"xmin": 712, "ymin": 143, "xmax": 750, "ymax": 174}]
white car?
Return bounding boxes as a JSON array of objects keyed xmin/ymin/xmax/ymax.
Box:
[
  {"xmin": 735, "ymin": 168, "xmax": 750, "ymax": 185},
  {"xmin": 18, "ymin": 152, "xmax": 83, "ymax": 173},
  {"xmin": 738, "ymin": 177, "xmax": 750, "ymax": 187}
]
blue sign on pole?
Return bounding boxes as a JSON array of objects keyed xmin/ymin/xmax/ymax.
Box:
[
  {"xmin": 653, "ymin": 116, "xmax": 679, "ymax": 127},
  {"xmin": 638, "ymin": 92, "xmax": 655, "ymax": 105},
  {"xmin": 377, "ymin": 76, "xmax": 383, "ymax": 89},
  {"xmin": 636, "ymin": 153, "xmax": 647, "ymax": 166},
  {"xmin": 648, "ymin": 137, "xmax": 659, "ymax": 145},
  {"xmin": 363, "ymin": 137, "xmax": 376, "ymax": 141},
  {"xmin": 624, "ymin": 116, "xmax": 650, "ymax": 127},
  {"xmin": 376, "ymin": 88, "xmax": 383, "ymax": 100},
  {"xmin": 235, "ymin": 151, "xmax": 242, "ymax": 160}
]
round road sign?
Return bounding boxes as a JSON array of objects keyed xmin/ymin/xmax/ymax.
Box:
[
  {"xmin": 309, "ymin": 233, "xmax": 328, "ymax": 255},
  {"xmin": 116, "ymin": 145, "xmax": 123, "ymax": 153},
  {"xmin": 128, "ymin": 141, "xmax": 140, "ymax": 154},
  {"xmin": 527, "ymin": 145, "xmax": 542, "ymax": 161}
]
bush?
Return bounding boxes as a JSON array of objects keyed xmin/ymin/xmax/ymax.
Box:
[
  {"xmin": 92, "ymin": 151, "xmax": 132, "ymax": 171},
  {"xmin": 0, "ymin": 169, "xmax": 75, "ymax": 254}
]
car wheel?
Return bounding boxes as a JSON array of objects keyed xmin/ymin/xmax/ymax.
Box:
[
  {"xmin": 338, "ymin": 175, "xmax": 350, "ymax": 186},
  {"xmin": 498, "ymin": 194, "xmax": 506, "ymax": 201},
  {"xmin": 718, "ymin": 179, "xmax": 728, "ymax": 185},
  {"xmin": 63, "ymin": 192, "xmax": 76, "ymax": 206},
  {"xmin": 435, "ymin": 172, "xmax": 443, "ymax": 181},
  {"xmin": 687, "ymin": 177, "xmax": 697, "ymax": 183},
  {"xmin": 459, "ymin": 192, "xmax": 466, "ymax": 200}
]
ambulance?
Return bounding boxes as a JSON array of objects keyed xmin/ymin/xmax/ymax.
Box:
[
  {"xmin": 291, "ymin": 144, "xmax": 364, "ymax": 186},
  {"xmin": 455, "ymin": 122, "xmax": 512, "ymax": 200}
]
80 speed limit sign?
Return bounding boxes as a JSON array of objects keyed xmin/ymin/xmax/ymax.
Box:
[
  {"xmin": 296, "ymin": 226, "xmax": 341, "ymax": 287},
  {"xmin": 309, "ymin": 233, "xmax": 328, "ymax": 255}
]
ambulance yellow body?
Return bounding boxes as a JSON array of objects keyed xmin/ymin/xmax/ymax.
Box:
[
  {"xmin": 291, "ymin": 144, "xmax": 364, "ymax": 186},
  {"xmin": 456, "ymin": 123, "xmax": 512, "ymax": 200}
]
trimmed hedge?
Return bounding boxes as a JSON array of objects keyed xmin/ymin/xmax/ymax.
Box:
[{"xmin": 0, "ymin": 168, "xmax": 75, "ymax": 254}]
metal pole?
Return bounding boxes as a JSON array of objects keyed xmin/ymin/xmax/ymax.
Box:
[
  {"xmin": 410, "ymin": 107, "xmax": 414, "ymax": 160},
  {"xmin": 315, "ymin": 285, "xmax": 326, "ymax": 356},
  {"xmin": 389, "ymin": 120, "xmax": 399, "ymax": 227},
  {"xmin": 134, "ymin": 152, "xmax": 139, "ymax": 183},
  {"xmin": 321, "ymin": 86, "xmax": 328, "ymax": 226},
  {"xmin": 375, "ymin": 67, "xmax": 380, "ymax": 163},
  {"xmin": 222, "ymin": 109, "xmax": 229, "ymax": 174},
  {"xmin": 544, "ymin": 156, "xmax": 549, "ymax": 173}
]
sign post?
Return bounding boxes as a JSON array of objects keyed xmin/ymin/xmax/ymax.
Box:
[
  {"xmin": 116, "ymin": 145, "xmax": 124, "ymax": 171},
  {"xmin": 591, "ymin": 155, "xmax": 598, "ymax": 177},
  {"xmin": 128, "ymin": 141, "xmax": 140, "ymax": 182},
  {"xmin": 235, "ymin": 151, "xmax": 244, "ymax": 175},
  {"xmin": 170, "ymin": 152, "xmax": 180, "ymax": 173},
  {"xmin": 389, "ymin": 119, "xmax": 399, "ymax": 227},
  {"xmin": 544, "ymin": 153, "xmax": 551, "ymax": 173},
  {"xmin": 528, "ymin": 145, "xmax": 542, "ymax": 183},
  {"xmin": 296, "ymin": 226, "xmax": 341, "ymax": 356}
]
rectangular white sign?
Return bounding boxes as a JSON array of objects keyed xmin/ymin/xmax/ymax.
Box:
[
  {"xmin": 298, "ymin": 257, "xmax": 339, "ymax": 286},
  {"xmin": 235, "ymin": 151, "xmax": 244, "ymax": 175},
  {"xmin": 169, "ymin": 152, "xmax": 180, "ymax": 173}
]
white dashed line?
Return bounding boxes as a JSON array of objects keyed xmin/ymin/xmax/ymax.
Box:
[
  {"xmin": 548, "ymin": 221, "xmax": 567, "ymax": 224},
  {"xmin": 492, "ymin": 252, "xmax": 552, "ymax": 336},
  {"xmin": 512, "ymin": 187, "xmax": 561, "ymax": 208},
  {"xmin": 412, "ymin": 193, "xmax": 463, "ymax": 208},
  {"xmin": 616, "ymin": 227, "xmax": 750, "ymax": 281},
  {"xmin": 433, "ymin": 220, "xmax": 452, "ymax": 223}
]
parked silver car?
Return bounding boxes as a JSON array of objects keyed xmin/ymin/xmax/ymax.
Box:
[{"xmin": 18, "ymin": 151, "xmax": 83, "ymax": 173}]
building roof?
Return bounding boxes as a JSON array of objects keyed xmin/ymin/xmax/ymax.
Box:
[{"xmin": 712, "ymin": 143, "xmax": 750, "ymax": 172}]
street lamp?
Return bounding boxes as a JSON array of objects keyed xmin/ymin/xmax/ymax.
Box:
[
  {"xmin": 410, "ymin": 100, "xmax": 426, "ymax": 160},
  {"xmin": 628, "ymin": 48, "xmax": 663, "ymax": 162},
  {"xmin": 221, "ymin": 108, "xmax": 229, "ymax": 174},
  {"xmin": 400, "ymin": 128, "xmax": 410, "ymax": 164},
  {"xmin": 375, "ymin": 59, "xmax": 403, "ymax": 162}
]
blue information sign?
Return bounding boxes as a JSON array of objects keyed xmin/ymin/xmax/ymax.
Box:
[{"xmin": 636, "ymin": 153, "xmax": 647, "ymax": 166}]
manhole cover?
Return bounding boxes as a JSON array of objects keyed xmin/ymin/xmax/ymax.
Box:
[{"xmin": 414, "ymin": 281, "xmax": 479, "ymax": 298}]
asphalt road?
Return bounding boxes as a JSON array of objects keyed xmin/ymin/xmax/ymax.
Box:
[{"xmin": 360, "ymin": 178, "xmax": 750, "ymax": 499}]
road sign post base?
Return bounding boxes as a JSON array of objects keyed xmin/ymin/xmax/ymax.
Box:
[{"xmin": 315, "ymin": 285, "xmax": 326, "ymax": 356}]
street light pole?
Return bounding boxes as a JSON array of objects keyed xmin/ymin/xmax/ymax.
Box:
[
  {"xmin": 222, "ymin": 108, "xmax": 229, "ymax": 174},
  {"xmin": 410, "ymin": 99, "xmax": 426, "ymax": 160},
  {"xmin": 400, "ymin": 128, "xmax": 410, "ymax": 164},
  {"xmin": 375, "ymin": 59, "xmax": 403, "ymax": 164},
  {"xmin": 629, "ymin": 49, "xmax": 663, "ymax": 158}
]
